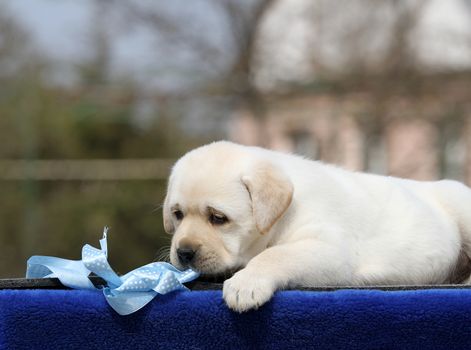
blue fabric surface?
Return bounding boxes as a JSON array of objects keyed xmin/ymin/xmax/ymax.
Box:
[{"xmin": 1, "ymin": 288, "xmax": 471, "ymax": 349}]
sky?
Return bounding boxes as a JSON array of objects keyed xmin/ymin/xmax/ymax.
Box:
[
  {"xmin": 4, "ymin": 0, "xmax": 92, "ymax": 62},
  {"xmin": 3, "ymin": 0, "xmax": 471, "ymax": 90},
  {"xmin": 3, "ymin": 0, "xmax": 228, "ymax": 90},
  {"xmin": 255, "ymin": 0, "xmax": 471, "ymax": 88}
]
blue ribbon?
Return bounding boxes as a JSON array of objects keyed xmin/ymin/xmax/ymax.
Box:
[{"xmin": 26, "ymin": 227, "xmax": 199, "ymax": 315}]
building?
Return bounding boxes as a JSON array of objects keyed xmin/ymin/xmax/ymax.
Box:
[{"xmin": 230, "ymin": 77, "xmax": 471, "ymax": 183}]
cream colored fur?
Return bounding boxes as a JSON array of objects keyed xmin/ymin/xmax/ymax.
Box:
[{"xmin": 163, "ymin": 141, "xmax": 471, "ymax": 312}]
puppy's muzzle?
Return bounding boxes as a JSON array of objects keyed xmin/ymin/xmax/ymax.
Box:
[{"xmin": 177, "ymin": 248, "xmax": 196, "ymax": 265}]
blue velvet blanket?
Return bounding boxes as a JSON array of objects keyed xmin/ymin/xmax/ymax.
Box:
[{"xmin": 1, "ymin": 288, "xmax": 471, "ymax": 349}]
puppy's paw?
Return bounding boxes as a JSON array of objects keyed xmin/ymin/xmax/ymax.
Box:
[{"xmin": 223, "ymin": 269, "xmax": 275, "ymax": 313}]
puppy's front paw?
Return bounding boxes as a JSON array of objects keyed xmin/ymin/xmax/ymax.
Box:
[{"xmin": 223, "ymin": 269, "xmax": 275, "ymax": 313}]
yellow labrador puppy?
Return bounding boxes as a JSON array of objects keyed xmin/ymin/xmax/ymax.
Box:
[{"xmin": 164, "ymin": 141, "xmax": 471, "ymax": 312}]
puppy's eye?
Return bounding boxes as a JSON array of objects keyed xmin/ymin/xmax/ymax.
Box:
[
  {"xmin": 209, "ymin": 213, "xmax": 228, "ymax": 225},
  {"xmin": 173, "ymin": 210, "xmax": 184, "ymax": 221}
]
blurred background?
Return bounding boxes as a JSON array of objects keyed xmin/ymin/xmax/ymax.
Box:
[{"xmin": 1, "ymin": 0, "xmax": 471, "ymax": 277}]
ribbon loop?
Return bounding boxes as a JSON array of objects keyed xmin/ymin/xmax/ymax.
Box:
[{"xmin": 26, "ymin": 227, "xmax": 199, "ymax": 315}]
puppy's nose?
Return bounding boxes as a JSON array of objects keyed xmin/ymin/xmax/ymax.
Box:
[{"xmin": 177, "ymin": 248, "xmax": 196, "ymax": 265}]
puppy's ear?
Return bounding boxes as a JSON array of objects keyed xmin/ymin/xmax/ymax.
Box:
[
  {"xmin": 162, "ymin": 178, "xmax": 175, "ymax": 234},
  {"xmin": 242, "ymin": 162, "xmax": 293, "ymax": 234}
]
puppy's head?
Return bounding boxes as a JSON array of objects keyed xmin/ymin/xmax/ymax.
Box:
[{"xmin": 163, "ymin": 141, "xmax": 293, "ymax": 276}]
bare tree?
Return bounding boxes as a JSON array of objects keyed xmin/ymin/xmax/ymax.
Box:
[
  {"xmin": 211, "ymin": 0, "xmax": 276, "ymax": 145},
  {"xmin": 94, "ymin": 0, "xmax": 276, "ymax": 144},
  {"xmin": 0, "ymin": 8, "xmax": 36, "ymax": 80}
]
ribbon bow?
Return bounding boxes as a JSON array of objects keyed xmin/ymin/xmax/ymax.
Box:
[{"xmin": 26, "ymin": 227, "xmax": 199, "ymax": 315}]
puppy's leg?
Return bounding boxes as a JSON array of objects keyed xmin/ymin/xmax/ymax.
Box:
[{"xmin": 223, "ymin": 238, "xmax": 352, "ymax": 312}]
